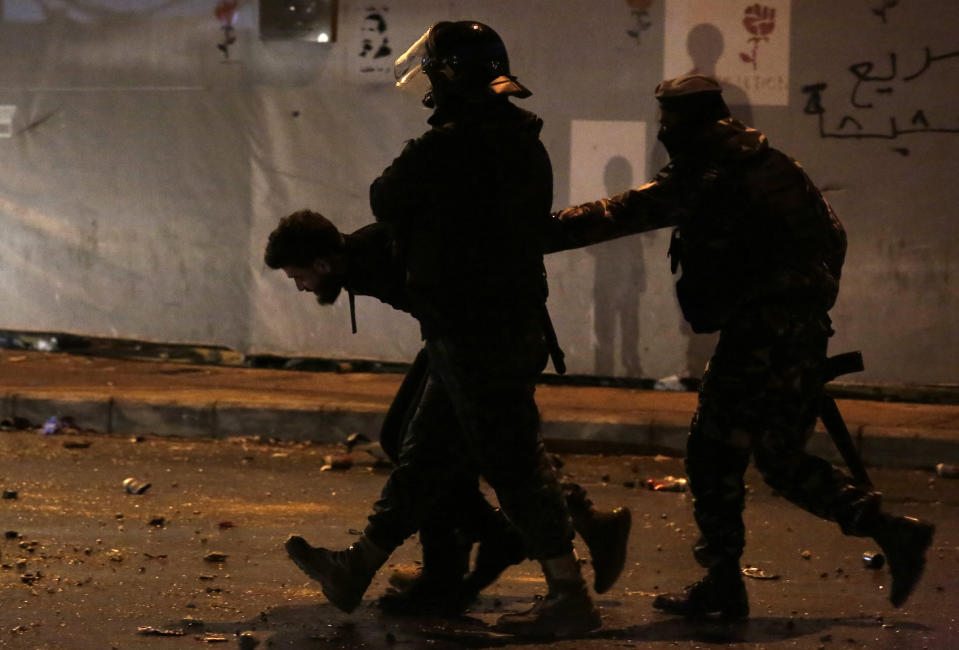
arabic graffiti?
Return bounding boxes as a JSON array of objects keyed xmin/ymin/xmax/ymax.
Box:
[
  {"xmin": 739, "ymin": 4, "xmax": 776, "ymax": 70},
  {"xmin": 802, "ymin": 46, "xmax": 959, "ymax": 153},
  {"xmin": 871, "ymin": 0, "xmax": 899, "ymax": 24},
  {"xmin": 359, "ymin": 6, "xmax": 391, "ymax": 73}
]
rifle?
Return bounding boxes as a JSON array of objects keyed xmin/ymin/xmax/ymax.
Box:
[{"xmin": 821, "ymin": 351, "xmax": 871, "ymax": 488}]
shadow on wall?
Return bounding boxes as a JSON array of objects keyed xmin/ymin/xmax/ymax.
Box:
[{"xmin": 588, "ymin": 155, "xmax": 645, "ymax": 377}]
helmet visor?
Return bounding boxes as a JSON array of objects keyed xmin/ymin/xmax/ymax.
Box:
[{"xmin": 394, "ymin": 28, "xmax": 431, "ymax": 88}]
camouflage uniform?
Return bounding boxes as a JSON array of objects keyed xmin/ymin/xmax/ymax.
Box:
[{"xmin": 547, "ymin": 117, "xmax": 883, "ymax": 569}]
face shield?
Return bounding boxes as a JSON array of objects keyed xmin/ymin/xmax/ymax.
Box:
[{"xmin": 394, "ymin": 28, "xmax": 434, "ymax": 101}]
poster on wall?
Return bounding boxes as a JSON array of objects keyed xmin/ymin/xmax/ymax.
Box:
[
  {"xmin": 344, "ymin": 3, "xmax": 402, "ymax": 83},
  {"xmin": 664, "ymin": 0, "xmax": 791, "ymax": 106}
]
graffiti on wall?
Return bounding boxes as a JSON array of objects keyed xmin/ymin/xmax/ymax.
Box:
[
  {"xmin": 663, "ymin": 0, "xmax": 791, "ymax": 106},
  {"xmin": 625, "ymin": 0, "xmax": 654, "ymax": 44},
  {"xmin": 214, "ymin": 0, "xmax": 238, "ymax": 59},
  {"xmin": 871, "ymin": 0, "xmax": 899, "ymax": 24},
  {"xmin": 802, "ymin": 45, "xmax": 959, "ymax": 152},
  {"xmin": 738, "ymin": 4, "xmax": 776, "ymax": 70}
]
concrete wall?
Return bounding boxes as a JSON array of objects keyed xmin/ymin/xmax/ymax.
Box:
[{"xmin": 0, "ymin": 0, "xmax": 955, "ymax": 384}]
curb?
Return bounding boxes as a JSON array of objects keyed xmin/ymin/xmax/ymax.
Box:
[{"xmin": 5, "ymin": 391, "xmax": 957, "ymax": 473}]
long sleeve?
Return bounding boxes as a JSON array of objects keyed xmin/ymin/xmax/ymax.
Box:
[{"xmin": 542, "ymin": 167, "xmax": 692, "ymax": 254}]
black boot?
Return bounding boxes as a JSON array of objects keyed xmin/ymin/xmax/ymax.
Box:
[
  {"xmin": 571, "ymin": 505, "xmax": 632, "ymax": 593},
  {"xmin": 494, "ymin": 552, "xmax": 602, "ymax": 637},
  {"xmin": 653, "ymin": 562, "xmax": 749, "ymax": 619},
  {"xmin": 379, "ymin": 529, "xmax": 472, "ymax": 617},
  {"xmin": 461, "ymin": 509, "xmax": 528, "ymax": 599},
  {"xmin": 872, "ymin": 515, "xmax": 935, "ymax": 607},
  {"xmin": 284, "ymin": 534, "xmax": 388, "ymax": 613}
]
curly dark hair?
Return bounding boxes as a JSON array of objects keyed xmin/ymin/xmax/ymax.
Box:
[{"xmin": 264, "ymin": 209, "xmax": 345, "ymax": 269}]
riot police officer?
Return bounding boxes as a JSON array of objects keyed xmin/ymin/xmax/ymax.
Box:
[{"xmin": 283, "ymin": 23, "xmax": 602, "ymax": 636}]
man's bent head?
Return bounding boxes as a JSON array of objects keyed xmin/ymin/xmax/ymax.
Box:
[{"xmin": 265, "ymin": 210, "xmax": 347, "ymax": 305}]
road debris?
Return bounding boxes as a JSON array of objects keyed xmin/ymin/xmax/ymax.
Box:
[
  {"xmin": 137, "ymin": 626, "xmax": 185, "ymax": 636},
  {"xmin": 742, "ymin": 566, "xmax": 779, "ymax": 580},
  {"xmin": 936, "ymin": 463, "xmax": 959, "ymax": 478},
  {"xmin": 862, "ymin": 552, "xmax": 885, "ymax": 569},
  {"xmin": 321, "ymin": 454, "xmax": 353, "ymax": 471},
  {"xmin": 238, "ymin": 631, "xmax": 260, "ymax": 649},
  {"xmin": 345, "ymin": 433, "xmax": 392, "ymax": 466},
  {"xmin": 0, "ymin": 417, "xmax": 33, "ymax": 431},
  {"xmin": 122, "ymin": 477, "xmax": 151, "ymax": 495},
  {"xmin": 645, "ymin": 476, "xmax": 688, "ymax": 492}
]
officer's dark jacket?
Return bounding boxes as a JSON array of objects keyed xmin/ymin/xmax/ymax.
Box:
[
  {"xmin": 545, "ymin": 118, "xmax": 846, "ymax": 333},
  {"xmin": 370, "ymin": 100, "xmax": 554, "ymax": 337}
]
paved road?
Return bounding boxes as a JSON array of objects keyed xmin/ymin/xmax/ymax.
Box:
[{"xmin": 0, "ymin": 429, "xmax": 957, "ymax": 649}]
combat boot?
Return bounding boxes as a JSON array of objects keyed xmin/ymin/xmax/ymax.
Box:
[
  {"xmin": 872, "ymin": 515, "xmax": 935, "ymax": 607},
  {"xmin": 461, "ymin": 513, "xmax": 529, "ymax": 598},
  {"xmin": 652, "ymin": 562, "xmax": 749, "ymax": 619},
  {"xmin": 379, "ymin": 530, "xmax": 472, "ymax": 616},
  {"xmin": 284, "ymin": 534, "xmax": 388, "ymax": 613},
  {"xmin": 493, "ymin": 553, "xmax": 602, "ymax": 637},
  {"xmin": 571, "ymin": 505, "xmax": 632, "ymax": 593}
]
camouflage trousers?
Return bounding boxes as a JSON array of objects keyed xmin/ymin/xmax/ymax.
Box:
[
  {"xmin": 365, "ymin": 326, "xmax": 576, "ymax": 560},
  {"xmin": 686, "ymin": 302, "xmax": 882, "ymax": 568}
]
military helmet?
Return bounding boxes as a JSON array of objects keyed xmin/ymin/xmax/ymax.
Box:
[{"xmin": 394, "ymin": 21, "xmax": 530, "ymax": 107}]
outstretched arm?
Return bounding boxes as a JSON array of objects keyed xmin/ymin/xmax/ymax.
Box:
[{"xmin": 542, "ymin": 166, "xmax": 691, "ymax": 254}]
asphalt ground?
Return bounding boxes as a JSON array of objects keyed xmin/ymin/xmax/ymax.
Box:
[{"xmin": 0, "ymin": 429, "xmax": 957, "ymax": 649}]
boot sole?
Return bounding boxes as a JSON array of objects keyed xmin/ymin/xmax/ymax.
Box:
[
  {"xmin": 652, "ymin": 594, "xmax": 749, "ymax": 619},
  {"xmin": 890, "ymin": 522, "xmax": 935, "ymax": 608},
  {"xmin": 593, "ymin": 508, "xmax": 632, "ymax": 594},
  {"xmin": 284, "ymin": 536, "xmax": 361, "ymax": 613}
]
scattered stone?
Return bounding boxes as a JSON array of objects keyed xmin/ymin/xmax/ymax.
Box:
[
  {"xmin": 238, "ymin": 631, "xmax": 260, "ymax": 650},
  {"xmin": 137, "ymin": 626, "xmax": 185, "ymax": 636},
  {"xmin": 20, "ymin": 572, "xmax": 41, "ymax": 585},
  {"xmin": 148, "ymin": 517, "xmax": 166, "ymax": 528},
  {"xmin": 742, "ymin": 566, "xmax": 779, "ymax": 580},
  {"xmin": 62, "ymin": 440, "xmax": 92, "ymax": 449},
  {"xmin": 203, "ymin": 552, "xmax": 227, "ymax": 563},
  {"xmin": 2, "ymin": 490, "xmax": 18, "ymax": 500},
  {"xmin": 800, "ymin": 550, "xmax": 812, "ymax": 560},
  {"xmin": 122, "ymin": 477, "xmax": 151, "ymax": 495},
  {"xmin": 4, "ymin": 531, "xmax": 19, "ymax": 539}
]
